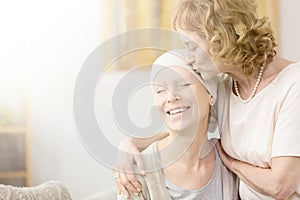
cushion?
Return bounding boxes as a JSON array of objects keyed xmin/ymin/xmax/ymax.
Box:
[{"xmin": 0, "ymin": 181, "xmax": 71, "ymax": 200}]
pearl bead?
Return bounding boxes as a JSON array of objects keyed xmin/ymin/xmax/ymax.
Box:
[{"xmin": 233, "ymin": 66, "xmax": 264, "ymax": 103}]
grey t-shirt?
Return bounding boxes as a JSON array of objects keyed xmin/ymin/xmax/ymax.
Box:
[{"xmin": 165, "ymin": 148, "xmax": 223, "ymax": 200}]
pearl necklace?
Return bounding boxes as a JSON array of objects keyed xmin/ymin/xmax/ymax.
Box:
[{"xmin": 233, "ymin": 66, "xmax": 264, "ymax": 104}]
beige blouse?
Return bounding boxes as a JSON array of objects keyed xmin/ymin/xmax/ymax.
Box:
[{"xmin": 220, "ymin": 62, "xmax": 300, "ymax": 199}]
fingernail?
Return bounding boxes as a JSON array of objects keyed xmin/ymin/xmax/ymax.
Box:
[
  {"xmin": 141, "ymin": 170, "xmax": 145, "ymax": 176},
  {"xmin": 134, "ymin": 192, "xmax": 139, "ymax": 196},
  {"xmin": 125, "ymin": 195, "xmax": 129, "ymax": 199},
  {"xmin": 137, "ymin": 188, "xmax": 141, "ymax": 192}
]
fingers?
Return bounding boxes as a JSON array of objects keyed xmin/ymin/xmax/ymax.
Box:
[
  {"xmin": 113, "ymin": 155, "xmax": 143, "ymax": 198},
  {"xmin": 114, "ymin": 171, "xmax": 136, "ymax": 199},
  {"xmin": 133, "ymin": 154, "xmax": 145, "ymax": 176},
  {"xmin": 115, "ymin": 176, "xmax": 130, "ymax": 199},
  {"xmin": 215, "ymin": 140, "xmax": 224, "ymax": 154},
  {"xmin": 113, "ymin": 170, "xmax": 122, "ymax": 195},
  {"xmin": 114, "ymin": 171, "xmax": 142, "ymax": 199},
  {"xmin": 215, "ymin": 140, "xmax": 221, "ymax": 148},
  {"xmin": 216, "ymin": 140, "xmax": 226, "ymax": 159},
  {"xmin": 113, "ymin": 138, "xmax": 146, "ymax": 198},
  {"xmin": 126, "ymin": 173, "xmax": 142, "ymax": 193},
  {"xmin": 119, "ymin": 172, "xmax": 140, "ymax": 195},
  {"xmin": 211, "ymin": 138, "xmax": 219, "ymax": 145}
]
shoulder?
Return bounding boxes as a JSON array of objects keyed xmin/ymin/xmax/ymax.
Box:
[
  {"xmin": 271, "ymin": 62, "xmax": 300, "ymax": 99},
  {"xmin": 141, "ymin": 142, "xmax": 158, "ymax": 154},
  {"xmin": 219, "ymin": 73, "xmax": 231, "ymax": 84},
  {"xmin": 215, "ymin": 73, "xmax": 231, "ymax": 110},
  {"xmin": 274, "ymin": 62, "xmax": 300, "ymax": 84},
  {"xmin": 218, "ymin": 73, "xmax": 232, "ymax": 94},
  {"xmin": 140, "ymin": 142, "xmax": 163, "ymax": 174}
]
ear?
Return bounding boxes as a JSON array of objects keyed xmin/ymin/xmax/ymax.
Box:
[{"xmin": 208, "ymin": 94, "xmax": 214, "ymax": 106}]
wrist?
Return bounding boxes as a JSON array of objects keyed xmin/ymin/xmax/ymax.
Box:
[
  {"xmin": 230, "ymin": 158, "xmax": 240, "ymax": 173},
  {"xmin": 119, "ymin": 137, "xmax": 137, "ymax": 152}
]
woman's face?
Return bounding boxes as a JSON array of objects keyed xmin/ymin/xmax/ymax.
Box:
[
  {"xmin": 153, "ymin": 67, "xmax": 211, "ymax": 132},
  {"xmin": 178, "ymin": 29, "xmax": 223, "ymax": 80}
]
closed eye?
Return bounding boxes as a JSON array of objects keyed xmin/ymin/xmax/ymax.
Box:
[
  {"xmin": 185, "ymin": 42, "xmax": 198, "ymax": 52},
  {"xmin": 156, "ymin": 89, "xmax": 165, "ymax": 94},
  {"xmin": 179, "ymin": 83, "xmax": 192, "ymax": 88},
  {"xmin": 182, "ymin": 83, "xmax": 190, "ymax": 86},
  {"xmin": 189, "ymin": 46, "xmax": 197, "ymax": 52}
]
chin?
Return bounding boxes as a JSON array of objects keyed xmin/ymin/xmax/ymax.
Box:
[
  {"xmin": 166, "ymin": 123, "xmax": 183, "ymax": 132},
  {"xmin": 167, "ymin": 121, "xmax": 197, "ymax": 133},
  {"xmin": 201, "ymin": 72, "xmax": 218, "ymax": 80}
]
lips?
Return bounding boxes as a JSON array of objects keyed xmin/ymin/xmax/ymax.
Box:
[
  {"xmin": 192, "ymin": 66, "xmax": 208, "ymax": 73},
  {"xmin": 166, "ymin": 106, "xmax": 190, "ymax": 115},
  {"xmin": 193, "ymin": 69, "xmax": 201, "ymax": 73},
  {"xmin": 192, "ymin": 63, "xmax": 210, "ymax": 73},
  {"xmin": 192, "ymin": 65, "xmax": 204, "ymax": 73}
]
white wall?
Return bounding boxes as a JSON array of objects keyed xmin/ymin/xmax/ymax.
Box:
[
  {"xmin": 279, "ymin": 0, "xmax": 300, "ymax": 61},
  {"xmin": 22, "ymin": 0, "xmax": 118, "ymax": 198},
  {"xmin": 0, "ymin": 0, "xmax": 117, "ymax": 199}
]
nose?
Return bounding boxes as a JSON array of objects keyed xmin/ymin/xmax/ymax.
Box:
[
  {"xmin": 166, "ymin": 90, "xmax": 180, "ymax": 103},
  {"xmin": 185, "ymin": 50, "xmax": 195, "ymax": 65}
]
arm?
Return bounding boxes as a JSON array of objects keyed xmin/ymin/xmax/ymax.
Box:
[
  {"xmin": 114, "ymin": 132, "xmax": 169, "ymax": 198},
  {"xmin": 131, "ymin": 132, "xmax": 169, "ymax": 151},
  {"xmin": 217, "ymin": 142, "xmax": 300, "ymax": 199}
]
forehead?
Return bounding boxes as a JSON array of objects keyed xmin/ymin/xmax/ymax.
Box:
[
  {"xmin": 178, "ymin": 29, "xmax": 207, "ymax": 47},
  {"xmin": 153, "ymin": 67, "xmax": 198, "ymax": 84},
  {"xmin": 178, "ymin": 29, "xmax": 198, "ymax": 42}
]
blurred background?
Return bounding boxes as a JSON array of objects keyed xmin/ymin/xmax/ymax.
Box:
[{"xmin": 0, "ymin": 0, "xmax": 299, "ymax": 199}]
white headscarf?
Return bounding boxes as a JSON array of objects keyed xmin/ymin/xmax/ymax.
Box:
[{"xmin": 151, "ymin": 49, "xmax": 220, "ymax": 138}]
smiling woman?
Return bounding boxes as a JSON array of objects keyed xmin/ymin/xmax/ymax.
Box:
[
  {"xmin": 152, "ymin": 60, "xmax": 211, "ymax": 133},
  {"xmin": 116, "ymin": 50, "xmax": 239, "ymax": 200}
]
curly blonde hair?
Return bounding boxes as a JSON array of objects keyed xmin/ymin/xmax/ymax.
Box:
[{"xmin": 172, "ymin": 0, "xmax": 277, "ymax": 75}]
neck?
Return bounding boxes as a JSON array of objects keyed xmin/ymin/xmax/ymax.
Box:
[
  {"xmin": 225, "ymin": 56, "xmax": 292, "ymax": 95},
  {"xmin": 228, "ymin": 67, "xmax": 259, "ymax": 91},
  {"xmin": 158, "ymin": 117, "xmax": 213, "ymax": 167},
  {"xmin": 225, "ymin": 63, "xmax": 264, "ymax": 103}
]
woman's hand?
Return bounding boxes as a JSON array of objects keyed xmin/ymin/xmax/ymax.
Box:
[
  {"xmin": 215, "ymin": 140, "xmax": 236, "ymax": 170},
  {"xmin": 113, "ymin": 132, "xmax": 169, "ymax": 199},
  {"xmin": 216, "ymin": 140, "xmax": 300, "ymax": 199},
  {"xmin": 113, "ymin": 138, "xmax": 145, "ymax": 199}
]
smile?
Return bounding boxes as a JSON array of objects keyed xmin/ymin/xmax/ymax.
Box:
[{"xmin": 166, "ymin": 107, "xmax": 190, "ymax": 115}]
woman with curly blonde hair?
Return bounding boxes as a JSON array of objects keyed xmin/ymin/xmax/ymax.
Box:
[
  {"xmin": 114, "ymin": 0, "xmax": 300, "ymax": 199},
  {"xmin": 171, "ymin": 0, "xmax": 300, "ymax": 199}
]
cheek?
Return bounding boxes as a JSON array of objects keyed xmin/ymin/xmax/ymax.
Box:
[
  {"xmin": 192, "ymin": 89, "xmax": 210, "ymax": 113},
  {"xmin": 179, "ymin": 88, "xmax": 195, "ymax": 99},
  {"xmin": 186, "ymin": 50, "xmax": 195, "ymax": 60},
  {"xmin": 194, "ymin": 101, "xmax": 210, "ymax": 120},
  {"xmin": 153, "ymin": 95, "xmax": 166, "ymax": 110},
  {"xmin": 195, "ymin": 48, "xmax": 210, "ymax": 63},
  {"xmin": 154, "ymin": 96, "xmax": 162, "ymax": 106},
  {"xmin": 153, "ymin": 97, "xmax": 165, "ymax": 119}
]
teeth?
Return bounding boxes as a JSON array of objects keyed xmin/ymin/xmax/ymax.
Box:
[{"xmin": 169, "ymin": 107, "xmax": 188, "ymax": 115}]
